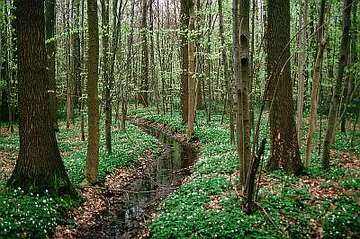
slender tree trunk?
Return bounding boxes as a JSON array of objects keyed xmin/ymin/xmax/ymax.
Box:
[
  {"xmin": 266, "ymin": 0, "xmax": 302, "ymax": 175},
  {"xmin": 122, "ymin": 0, "xmax": 135, "ymax": 131},
  {"xmin": 218, "ymin": 0, "xmax": 235, "ymax": 144},
  {"xmin": 73, "ymin": 0, "xmax": 82, "ymax": 112},
  {"xmin": 296, "ymin": 0, "xmax": 308, "ymax": 146},
  {"xmin": 85, "ymin": 0, "xmax": 100, "ymax": 184},
  {"xmin": 8, "ymin": 0, "xmax": 73, "ymax": 194},
  {"xmin": 233, "ymin": 0, "xmax": 245, "ymax": 184},
  {"xmin": 140, "ymin": 0, "xmax": 149, "ymax": 107},
  {"xmin": 233, "ymin": 0, "xmax": 251, "ymax": 188},
  {"xmin": 304, "ymin": 0, "xmax": 326, "ymax": 168},
  {"xmin": 65, "ymin": 0, "xmax": 73, "ymax": 129},
  {"xmin": 322, "ymin": 0, "xmax": 353, "ymax": 169},
  {"xmin": 187, "ymin": 3, "xmax": 197, "ymax": 139},
  {"xmin": 101, "ymin": 0, "xmax": 112, "ymax": 154},
  {"xmin": 180, "ymin": 0, "xmax": 191, "ymax": 123}
]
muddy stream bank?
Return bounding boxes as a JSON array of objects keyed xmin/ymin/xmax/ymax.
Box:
[{"xmin": 55, "ymin": 119, "xmax": 199, "ymax": 239}]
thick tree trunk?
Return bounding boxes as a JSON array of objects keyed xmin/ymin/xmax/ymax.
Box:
[
  {"xmin": 85, "ymin": 0, "xmax": 100, "ymax": 184},
  {"xmin": 45, "ymin": 0, "xmax": 58, "ymax": 132},
  {"xmin": 322, "ymin": 0, "xmax": 353, "ymax": 169},
  {"xmin": 8, "ymin": 0, "xmax": 73, "ymax": 194},
  {"xmin": 266, "ymin": 0, "xmax": 302, "ymax": 175}
]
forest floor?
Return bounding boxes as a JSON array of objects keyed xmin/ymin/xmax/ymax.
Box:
[
  {"xmin": 129, "ymin": 108, "xmax": 360, "ymax": 239},
  {"xmin": 0, "ymin": 110, "xmax": 359, "ymax": 239},
  {"xmin": 0, "ymin": 120, "xmax": 159, "ymax": 238}
]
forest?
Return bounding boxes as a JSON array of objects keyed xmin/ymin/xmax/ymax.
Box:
[{"xmin": 0, "ymin": 0, "xmax": 359, "ymax": 238}]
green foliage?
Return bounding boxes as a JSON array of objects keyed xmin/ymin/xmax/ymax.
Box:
[
  {"xmin": 332, "ymin": 131, "xmax": 360, "ymax": 155},
  {"xmin": 128, "ymin": 111, "xmax": 360, "ymax": 239},
  {"xmin": 0, "ymin": 132, "xmax": 19, "ymax": 151},
  {"xmin": 323, "ymin": 197, "xmax": 360, "ymax": 239},
  {"xmin": 0, "ymin": 119, "xmax": 158, "ymax": 238},
  {"xmin": 340, "ymin": 178, "xmax": 360, "ymax": 190},
  {"xmin": 64, "ymin": 123, "xmax": 158, "ymax": 184},
  {"xmin": 0, "ymin": 188, "xmax": 80, "ymax": 238}
]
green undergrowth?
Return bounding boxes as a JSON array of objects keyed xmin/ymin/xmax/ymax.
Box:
[
  {"xmin": 129, "ymin": 110, "xmax": 360, "ymax": 239},
  {"xmin": 0, "ymin": 120, "xmax": 158, "ymax": 238}
]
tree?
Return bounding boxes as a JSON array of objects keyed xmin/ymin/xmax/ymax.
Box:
[
  {"xmin": 7, "ymin": 0, "xmax": 73, "ymax": 194},
  {"xmin": 233, "ymin": 0, "xmax": 251, "ymax": 188},
  {"xmin": 322, "ymin": 0, "xmax": 353, "ymax": 169},
  {"xmin": 85, "ymin": 0, "xmax": 100, "ymax": 184},
  {"xmin": 186, "ymin": 0, "xmax": 196, "ymax": 139},
  {"xmin": 180, "ymin": 0, "xmax": 192, "ymax": 123},
  {"xmin": 218, "ymin": 0, "xmax": 235, "ymax": 144},
  {"xmin": 304, "ymin": 0, "xmax": 327, "ymax": 168},
  {"xmin": 266, "ymin": 0, "xmax": 302, "ymax": 175},
  {"xmin": 140, "ymin": 0, "xmax": 149, "ymax": 107},
  {"xmin": 101, "ymin": 0, "xmax": 112, "ymax": 153},
  {"xmin": 296, "ymin": 0, "xmax": 308, "ymax": 146},
  {"xmin": 45, "ymin": 0, "xmax": 58, "ymax": 132}
]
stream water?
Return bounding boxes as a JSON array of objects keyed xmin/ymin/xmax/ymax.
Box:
[{"xmin": 107, "ymin": 124, "xmax": 198, "ymax": 238}]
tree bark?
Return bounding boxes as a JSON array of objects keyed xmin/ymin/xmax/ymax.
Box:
[
  {"xmin": 304, "ymin": 0, "xmax": 326, "ymax": 168},
  {"xmin": 322, "ymin": 0, "xmax": 353, "ymax": 169},
  {"xmin": 340, "ymin": 0, "xmax": 357, "ymax": 133},
  {"xmin": 186, "ymin": 3, "xmax": 197, "ymax": 139},
  {"xmin": 296, "ymin": 0, "xmax": 308, "ymax": 147},
  {"xmin": 8, "ymin": 0, "xmax": 73, "ymax": 194},
  {"xmin": 180, "ymin": 0, "xmax": 192, "ymax": 123},
  {"xmin": 266, "ymin": 0, "xmax": 302, "ymax": 175},
  {"xmin": 140, "ymin": 0, "xmax": 149, "ymax": 107},
  {"xmin": 73, "ymin": 0, "xmax": 82, "ymax": 111},
  {"xmin": 45, "ymin": 0, "xmax": 58, "ymax": 132},
  {"xmin": 101, "ymin": 0, "xmax": 112, "ymax": 154},
  {"xmin": 85, "ymin": 0, "xmax": 100, "ymax": 184},
  {"xmin": 218, "ymin": 0, "xmax": 235, "ymax": 144}
]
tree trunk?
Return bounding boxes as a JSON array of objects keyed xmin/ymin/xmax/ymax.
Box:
[
  {"xmin": 322, "ymin": 0, "xmax": 353, "ymax": 169},
  {"xmin": 65, "ymin": 0, "xmax": 73, "ymax": 129},
  {"xmin": 73, "ymin": 0, "xmax": 82, "ymax": 112},
  {"xmin": 140, "ymin": 0, "xmax": 149, "ymax": 107},
  {"xmin": 218, "ymin": 0, "xmax": 235, "ymax": 144},
  {"xmin": 186, "ymin": 3, "xmax": 197, "ymax": 139},
  {"xmin": 304, "ymin": 0, "xmax": 326, "ymax": 168},
  {"xmin": 233, "ymin": 0, "xmax": 251, "ymax": 188},
  {"xmin": 8, "ymin": 0, "xmax": 73, "ymax": 195},
  {"xmin": 180, "ymin": 0, "xmax": 191, "ymax": 123},
  {"xmin": 296, "ymin": 0, "xmax": 308, "ymax": 147},
  {"xmin": 340, "ymin": 0, "xmax": 357, "ymax": 133},
  {"xmin": 101, "ymin": 0, "xmax": 112, "ymax": 154},
  {"xmin": 266, "ymin": 0, "xmax": 302, "ymax": 175},
  {"xmin": 45, "ymin": 0, "xmax": 58, "ymax": 132},
  {"xmin": 85, "ymin": 0, "xmax": 100, "ymax": 184},
  {"xmin": 233, "ymin": 0, "xmax": 245, "ymax": 185}
]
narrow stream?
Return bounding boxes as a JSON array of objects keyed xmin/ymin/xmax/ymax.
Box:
[{"xmin": 108, "ymin": 124, "xmax": 198, "ymax": 238}]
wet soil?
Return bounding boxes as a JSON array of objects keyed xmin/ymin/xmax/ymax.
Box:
[{"xmin": 54, "ymin": 118, "xmax": 199, "ymax": 239}]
